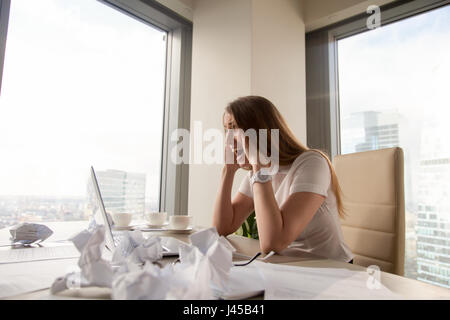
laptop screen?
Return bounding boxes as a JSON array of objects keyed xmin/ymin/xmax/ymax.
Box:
[
  {"xmin": 90, "ymin": 166, "xmax": 180, "ymax": 256},
  {"xmin": 90, "ymin": 166, "xmax": 116, "ymax": 251}
]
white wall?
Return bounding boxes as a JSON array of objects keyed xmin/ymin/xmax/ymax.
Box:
[
  {"xmin": 188, "ymin": 0, "xmax": 253, "ymax": 227},
  {"xmin": 252, "ymin": 0, "xmax": 306, "ymax": 143},
  {"xmin": 188, "ymin": 0, "xmax": 306, "ymax": 227}
]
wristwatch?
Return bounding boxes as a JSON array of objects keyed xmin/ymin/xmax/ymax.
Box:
[{"xmin": 250, "ymin": 170, "xmax": 272, "ymax": 188}]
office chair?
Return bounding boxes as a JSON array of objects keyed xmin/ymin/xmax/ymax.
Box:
[{"xmin": 333, "ymin": 147, "xmax": 405, "ymax": 276}]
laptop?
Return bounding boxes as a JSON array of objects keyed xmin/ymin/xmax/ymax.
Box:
[{"xmin": 90, "ymin": 166, "xmax": 180, "ymax": 257}]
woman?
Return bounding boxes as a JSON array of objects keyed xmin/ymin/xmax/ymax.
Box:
[{"xmin": 213, "ymin": 96, "xmax": 353, "ymax": 263}]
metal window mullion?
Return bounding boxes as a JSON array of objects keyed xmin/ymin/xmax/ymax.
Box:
[
  {"xmin": 0, "ymin": 0, "xmax": 11, "ymax": 95},
  {"xmin": 328, "ymin": 31, "xmax": 341, "ymax": 159},
  {"xmin": 159, "ymin": 27, "xmax": 191, "ymax": 216},
  {"xmin": 158, "ymin": 30, "xmax": 174, "ymax": 214}
]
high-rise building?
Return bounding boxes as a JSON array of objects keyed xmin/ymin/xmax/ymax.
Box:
[
  {"xmin": 416, "ymin": 121, "xmax": 450, "ymax": 288},
  {"xmin": 87, "ymin": 169, "xmax": 146, "ymax": 216},
  {"xmin": 341, "ymin": 111, "xmax": 401, "ymax": 154}
]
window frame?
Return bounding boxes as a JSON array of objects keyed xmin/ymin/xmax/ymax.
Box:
[
  {"xmin": 0, "ymin": 0, "xmax": 192, "ymax": 216},
  {"xmin": 0, "ymin": 0, "xmax": 11, "ymax": 95},
  {"xmin": 306, "ymin": 0, "xmax": 450, "ymax": 159}
]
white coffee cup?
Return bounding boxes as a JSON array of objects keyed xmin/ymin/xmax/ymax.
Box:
[
  {"xmin": 169, "ymin": 215, "xmax": 192, "ymax": 230},
  {"xmin": 111, "ymin": 212, "xmax": 133, "ymax": 228},
  {"xmin": 145, "ymin": 212, "xmax": 167, "ymax": 226}
]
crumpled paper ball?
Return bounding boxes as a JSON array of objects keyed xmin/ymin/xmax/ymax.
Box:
[
  {"xmin": 9, "ymin": 223, "xmax": 53, "ymax": 244},
  {"xmin": 111, "ymin": 227, "xmax": 236, "ymax": 300},
  {"xmin": 51, "ymin": 226, "xmax": 236, "ymax": 300},
  {"xmin": 51, "ymin": 225, "xmax": 113, "ymax": 293},
  {"xmin": 111, "ymin": 230, "xmax": 163, "ymax": 265}
]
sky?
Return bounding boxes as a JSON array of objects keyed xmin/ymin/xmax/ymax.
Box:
[
  {"xmin": 0, "ymin": 0, "xmax": 167, "ymax": 199},
  {"xmin": 338, "ymin": 4, "xmax": 450, "ymax": 122}
]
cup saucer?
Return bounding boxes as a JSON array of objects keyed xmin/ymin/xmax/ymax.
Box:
[
  {"xmin": 162, "ymin": 226, "xmax": 193, "ymax": 234},
  {"xmin": 146, "ymin": 222, "xmax": 169, "ymax": 228},
  {"xmin": 113, "ymin": 225, "xmax": 134, "ymax": 231}
]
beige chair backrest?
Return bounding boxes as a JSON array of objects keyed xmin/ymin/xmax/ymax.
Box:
[{"xmin": 333, "ymin": 147, "xmax": 405, "ymax": 276}]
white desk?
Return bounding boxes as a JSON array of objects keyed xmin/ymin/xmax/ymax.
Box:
[{"xmin": 1, "ymin": 221, "xmax": 449, "ymax": 300}]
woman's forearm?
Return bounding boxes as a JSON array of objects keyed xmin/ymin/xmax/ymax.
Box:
[
  {"xmin": 252, "ymin": 180, "xmax": 324, "ymax": 253},
  {"xmin": 212, "ymin": 166, "xmax": 236, "ymax": 235},
  {"xmin": 252, "ymin": 181, "xmax": 285, "ymax": 253}
]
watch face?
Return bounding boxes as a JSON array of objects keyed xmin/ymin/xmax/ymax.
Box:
[{"xmin": 255, "ymin": 170, "xmax": 271, "ymax": 183}]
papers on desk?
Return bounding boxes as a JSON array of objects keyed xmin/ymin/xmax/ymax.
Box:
[
  {"xmin": 0, "ymin": 244, "xmax": 80, "ymax": 264},
  {"xmin": 0, "ymin": 258, "xmax": 79, "ymax": 299},
  {"xmin": 253, "ymin": 261, "xmax": 403, "ymax": 300},
  {"xmin": 49, "ymin": 226, "xmax": 239, "ymax": 300},
  {"xmin": 213, "ymin": 265, "xmax": 265, "ymax": 300},
  {"xmin": 211, "ymin": 260, "xmax": 402, "ymax": 300},
  {"xmin": 111, "ymin": 227, "xmax": 236, "ymax": 300},
  {"xmin": 1, "ymin": 223, "xmax": 403, "ymax": 300}
]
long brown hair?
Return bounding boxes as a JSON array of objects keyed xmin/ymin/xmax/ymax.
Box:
[{"xmin": 225, "ymin": 96, "xmax": 346, "ymax": 219}]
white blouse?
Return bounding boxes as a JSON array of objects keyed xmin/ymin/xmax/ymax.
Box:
[{"xmin": 238, "ymin": 151, "xmax": 354, "ymax": 262}]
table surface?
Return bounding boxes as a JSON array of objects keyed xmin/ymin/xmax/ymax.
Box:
[{"xmin": 1, "ymin": 221, "xmax": 449, "ymax": 300}]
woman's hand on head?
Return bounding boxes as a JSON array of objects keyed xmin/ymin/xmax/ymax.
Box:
[
  {"xmin": 240, "ymin": 133, "xmax": 264, "ymax": 173},
  {"xmin": 223, "ymin": 112, "xmax": 252, "ymax": 173},
  {"xmin": 224, "ymin": 130, "xmax": 240, "ymax": 174}
]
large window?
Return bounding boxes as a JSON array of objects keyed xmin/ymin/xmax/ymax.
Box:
[
  {"xmin": 338, "ymin": 5, "xmax": 450, "ymax": 288},
  {"xmin": 0, "ymin": 0, "xmax": 173, "ymax": 227}
]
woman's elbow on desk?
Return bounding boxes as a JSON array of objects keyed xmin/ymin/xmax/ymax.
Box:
[
  {"xmin": 260, "ymin": 239, "xmax": 289, "ymax": 255},
  {"xmin": 213, "ymin": 224, "xmax": 233, "ymax": 237}
]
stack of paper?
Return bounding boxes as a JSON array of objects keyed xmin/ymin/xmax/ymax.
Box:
[
  {"xmin": 212, "ymin": 265, "xmax": 265, "ymax": 300},
  {"xmin": 252, "ymin": 261, "xmax": 402, "ymax": 300},
  {"xmin": 0, "ymin": 258, "xmax": 79, "ymax": 299},
  {"xmin": 0, "ymin": 245, "xmax": 80, "ymax": 264}
]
